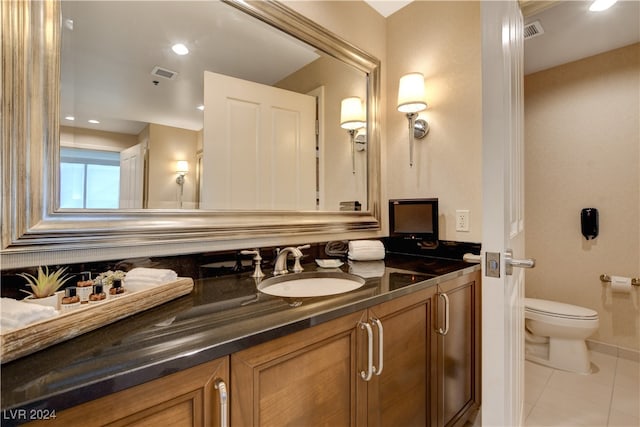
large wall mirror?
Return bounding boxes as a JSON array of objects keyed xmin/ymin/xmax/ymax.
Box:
[
  {"xmin": 60, "ymin": 1, "xmax": 370, "ymax": 212},
  {"xmin": 1, "ymin": 0, "xmax": 382, "ymax": 268}
]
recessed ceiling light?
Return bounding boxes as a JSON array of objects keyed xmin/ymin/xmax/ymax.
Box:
[
  {"xmin": 172, "ymin": 43, "xmax": 189, "ymax": 55},
  {"xmin": 64, "ymin": 116, "xmax": 75, "ymax": 121},
  {"xmin": 88, "ymin": 119, "xmax": 100, "ymax": 124},
  {"xmin": 589, "ymin": 0, "xmax": 617, "ymax": 11},
  {"xmin": 197, "ymin": 105, "xmax": 205, "ymax": 111}
]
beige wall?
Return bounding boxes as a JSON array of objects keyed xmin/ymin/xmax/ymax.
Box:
[
  {"xmin": 147, "ymin": 124, "xmax": 199, "ymax": 209},
  {"xmin": 524, "ymin": 43, "xmax": 640, "ymax": 351},
  {"xmin": 288, "ymin": 1, "xmax": 482, "ymax": 241},
  {"xmin": 277, "ymin": 54, "xmax": 368, "ymax": 211},
  {"xmin": 386, "ymin": 1, "xmax": 483, "ymax": 242},
  {"xmin": 284, "ymin": 0, "xmax": 388, "ymax": 220},
  {"xmin": 283, "ymin": 1, "xmax": 386, "ymax": 62}
]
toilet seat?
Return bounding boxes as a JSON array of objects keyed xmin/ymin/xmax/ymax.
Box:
[{"xmin": 525, "ymin": 298, "xmax": 598, "ymax": 320}]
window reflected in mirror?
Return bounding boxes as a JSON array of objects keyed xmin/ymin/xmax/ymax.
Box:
[{"xmin": 59, "ymin": 147, "xmax": 120, "ymax": 209}]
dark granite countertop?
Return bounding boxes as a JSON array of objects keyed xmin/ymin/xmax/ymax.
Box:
[{"xmin": 0, "ymin": 253, "xmax": 478, "ymax": 422}]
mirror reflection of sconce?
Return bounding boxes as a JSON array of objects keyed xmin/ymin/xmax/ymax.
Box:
[
  {"xmin": 397, "ymin": 73, "xmax": 429, "ymax": 167},
  {"xmin": 340, "ymin": 97, "xmax": 366, "ymax": 174},
  {"xmin": 175, "ymin": 160, "xmax": 189, "ymax": 208}
]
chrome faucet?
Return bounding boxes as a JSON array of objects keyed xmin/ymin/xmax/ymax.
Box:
[{"xmin": 273, "ymin": 246, "xmax": 305, "ymax": 276}]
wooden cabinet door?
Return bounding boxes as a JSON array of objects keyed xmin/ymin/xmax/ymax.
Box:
[
  {"xmin": 25, "ymin": 357, "xmax": 229, "ymax": 427},
  {"xmin": 435, "ymin": 271, "xmax": 481, "ymax": 427},
  {"xmin": 230, "ymin": 310, "xmax": 367, "ymax": 427},
  {"xmin": 366, "ymin": 286, "xmax": 436, "ymax": 427}
]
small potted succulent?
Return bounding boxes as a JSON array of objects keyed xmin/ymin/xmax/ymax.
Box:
[{"xmin": 19, "ymin": 266, "xmax": 73, "ymax": 309}]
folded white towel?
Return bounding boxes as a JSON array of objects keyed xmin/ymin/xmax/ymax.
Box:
[
  {"xmin": 348, "ymin": 260, "xmax": 386, "ymax": 278},
  {"xmin": 348, "ymin": 240, "xmax": 385, "ymax": 261},
  {"xmin": 1, "ymin": 298, "xmax": 58, "ymax": 333}
]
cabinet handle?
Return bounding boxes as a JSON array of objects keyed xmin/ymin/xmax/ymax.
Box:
[
  {"xmin": 214, "ymin": 379, "xmax": 228, "ymax": 427},
  {"xmin": 371, "ymin": 318, "xmax": 384, "ymax": 376},
  {"xmin": 437, "ymin": 293, "xmax": 450, "ymax": 336},
  {"xmin": 359, "ymin": 321, "xmax": 374, "ymax": 381}
]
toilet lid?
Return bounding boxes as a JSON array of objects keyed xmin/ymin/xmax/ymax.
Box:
[{"xmin": 525, "ymin": 298, "xmax": 598, "ymax": 320}]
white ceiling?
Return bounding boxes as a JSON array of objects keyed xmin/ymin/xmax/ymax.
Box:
[
  {"xmin": 364, "ymin": 0, "xmax": 640, "ymax": 75},
  {"xmin": 364, "ymin": 0, "xmax": 412, "ymax": 17},
  {"xmin": 61, "ymin": 1, "xmax": 320, "ymax": 134},
  {"xmin": 62, "ymin": 1, "xmax": 639, "ymax": 135},
  {"xmin": 524, "ymin": 0, "xmax": 639, "ymax": 75}
]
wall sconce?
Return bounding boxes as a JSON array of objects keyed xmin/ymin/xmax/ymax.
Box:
[
  {"xmin": 175, "ymin": 160, "xmax": 189, "ymax": 208},
  {"xmin": 397, "ymin": 72, "xmax": 429, "ymax": 167},
  {"xmin": 340, "ymin": 96, "xmax": 366, "ymax": 174}
]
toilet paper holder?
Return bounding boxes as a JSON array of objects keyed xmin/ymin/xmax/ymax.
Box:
[{"xmin": 600, "ymin": 274, "xmax": 640, "ymax": 287}]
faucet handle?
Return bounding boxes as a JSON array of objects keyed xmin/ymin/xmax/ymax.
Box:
[
  {"xmin": 240, "ymin": 248, "xmax": 260, "ymax": 256},
  {"xmin": 240, "ymin": 249, "xmax": 265, "ymax": 278},
  {"xmin": 292, "ymin": 245, "xmax": 309, "ymax": 273}
]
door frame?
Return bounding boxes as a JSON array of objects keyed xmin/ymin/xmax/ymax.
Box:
[{"xmin": 480, "ymin": 0, "xmax": 526, "ymax": 425}]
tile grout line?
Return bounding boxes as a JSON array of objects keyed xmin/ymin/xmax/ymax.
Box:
[
  {"xmin": 604, "ymin": 354, "xmax": 618, "ymax": 426},
  {"xmin": 527, "ymin": 363, "xmax": 556, "ymax": 423}
]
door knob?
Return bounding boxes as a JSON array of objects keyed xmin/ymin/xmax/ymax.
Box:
[{"xmin": 504, "ymin": 249, "xmax": 535, "ymax": 275}]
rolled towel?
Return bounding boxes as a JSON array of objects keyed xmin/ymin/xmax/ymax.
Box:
[
  {"xmin": 348, "ymin": 240, "xmax": 385, "ymax": 261},
  {"xmin": 1, "ymin": 298, "xmax": 58, "ymax": 333},
  {"xmin": 124, "ymin": 268, "xmax": 178, "ymax": 292},
  {"xmin": 125, "ymin": 268, "xmax": 177, "ymax": 284}
]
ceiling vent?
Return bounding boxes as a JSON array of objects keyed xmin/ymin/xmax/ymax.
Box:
[
  {"xmin": 151, "ymin": 66, "xmax": 178, "ymax": 80},
  {"xmin": 524, "ymin": 21, "xmax": 545, "ymax": 40}
]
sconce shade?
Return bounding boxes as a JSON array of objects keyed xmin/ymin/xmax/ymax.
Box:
[
  {"xmin": 176, "ymin": 160, "xmax": 189, "ymax": 174},
  {"xmin": 397, "ymin": 73, "xmax": 427, "ymax": 113},
  {"xmin": 340, "ymin": 97, "xmax": 365, "ymax": 130}
]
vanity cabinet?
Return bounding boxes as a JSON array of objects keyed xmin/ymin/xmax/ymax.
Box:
[
  {"xmin": 365, "ymin": 286, "xmax": 436, "ymax": 426},
  {"xmin": 24, "ymin": 357, "xmax": 230, "ymax": 427},
  {"xmin": 230, "ymin": 310, "xmax": 365, "ymax": 426},
  {"xmin": 434, "ymin": 271, "xmax": 481, "ymax": 427},
  {"xmin": 230, "ymin": 286, "xmax": 437, "ymax": 427},
  {"xmin": 20, "ymin": 270, "xmax": 480, "ymax": 427}
]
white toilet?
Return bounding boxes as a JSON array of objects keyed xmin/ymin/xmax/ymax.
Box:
[{"xmin": 524, "ymin": 298, "xmax": 599, "ymax": 374}]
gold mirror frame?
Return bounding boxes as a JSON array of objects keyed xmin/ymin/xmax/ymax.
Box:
[{"xmin": 1, "ymin": 0, "xmax": 381, "ymax": 268}]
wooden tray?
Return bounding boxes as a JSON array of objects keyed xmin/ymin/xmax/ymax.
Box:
[{"xmin": 0, "ymin": 277, "xmax": 194, "ymax": 363}]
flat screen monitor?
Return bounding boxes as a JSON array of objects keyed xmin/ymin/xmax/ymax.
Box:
[{"xmin": 389, "ymin": 198, "xmax": 439, "ymax": 242}]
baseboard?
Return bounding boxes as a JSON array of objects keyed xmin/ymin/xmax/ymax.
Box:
[{"xmin": 587, "ymin": 339, "xmax": 640, "ymax": 362}]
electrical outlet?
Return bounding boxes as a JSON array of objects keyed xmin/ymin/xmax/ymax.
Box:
[{"xmin": 456, "ymin": 210, "xmax": 470, "ymax": 232}]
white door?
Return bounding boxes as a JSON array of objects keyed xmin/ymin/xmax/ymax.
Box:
[
  {"xmin": 201, "ymin": 71, "xmax": 316, "ymax": 210},
  {"xmin": 481, "ymin": 1, "xmax": 533, "ymax": 426},
  {"xmin": 119, "ymin": 142, "xmax": 146, "ymax": 208}
]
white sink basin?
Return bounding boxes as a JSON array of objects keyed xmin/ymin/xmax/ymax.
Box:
[{"xmin": 257, "ymin": 271, "xmax": 365, "ymax": 298}]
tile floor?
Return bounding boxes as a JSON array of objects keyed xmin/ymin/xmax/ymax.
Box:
[{"xmin": 524, "ymin": 352, "xmax": 640, "ymax": 426}]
